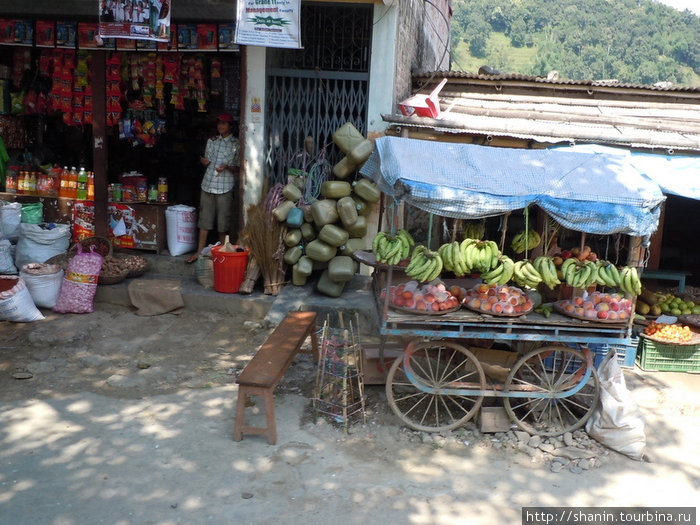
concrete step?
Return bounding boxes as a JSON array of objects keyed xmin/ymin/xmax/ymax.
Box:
[{"xmin": 99, "ymin": 251, "xmax": 380, "ymax": 334}]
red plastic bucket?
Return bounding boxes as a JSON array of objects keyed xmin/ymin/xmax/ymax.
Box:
[{"xmin": 211, "ymin": 245, "xmax": 249, "ymax": 293}]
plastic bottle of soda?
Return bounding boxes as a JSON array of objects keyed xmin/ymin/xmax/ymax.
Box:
[
  {"xmin": 87, "ymin": 171, "xmax": 94, "ymax": 201},
  {"xmin": 17, "ymin": 171, "xmax": 26, "ymax": 194},
  {"xmin": 28, "ymin": 172, "xmax": 37, "ymax": 195},
  {"xmin": 69, "ymin": 167, "xmax": 78, "ymax": 199},
  {"xmin": 59, "ymin": 166, "xmax": 69, "ymax": 198},
  {"xmin": 77, "ymin": 167, "xmax": 88, "ymax": 200}
]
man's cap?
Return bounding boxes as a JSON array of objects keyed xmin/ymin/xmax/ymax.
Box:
[{"xmin": 216, "ymin": 112, "xmax": 234, "ymax": 123}]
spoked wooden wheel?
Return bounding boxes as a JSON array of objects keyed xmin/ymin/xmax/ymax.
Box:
[
  {"xmin": 385, "ymin": 340, "xmax": 486, "ymax": 432},
  {"xmin": 503, "ymin": 346, "xmax": 600, "ymax": 437}
]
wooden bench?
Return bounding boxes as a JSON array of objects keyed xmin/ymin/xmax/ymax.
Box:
[
  {"xmin": 234, "ymin": 310, "xmax": 319, "ymax": 445},
  {"xmin": 641, "ymin": 269, "xmax": 691, "ymax": 292}
]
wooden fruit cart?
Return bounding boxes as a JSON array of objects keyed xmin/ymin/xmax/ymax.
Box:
[{"xmin": 355, "ymin": 137, "xmax": 666, "ymax": 436}]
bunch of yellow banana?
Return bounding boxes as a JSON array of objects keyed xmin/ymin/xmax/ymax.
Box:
[
  {"xmin": 438, "ymin": 241, "xmax": 470, "ymax": 277},
  {"xmin": 560, "ymin": 258, "xmax": 599, "ymax": 288},
  {"xmin": 533, "ymin": 256, "xmax": 561, "ymax": 290},
  {"xmin": 617, "ymin": 266, "xmax": 642, "ymax": 296},
  {"xmin": 405, "ymin": 245, "xmax": 444, "ymax": 283},
  {"xmin": 511, "ymin": 230, "xmax": 541, "ymax": 254},
  {"xmin": 512, "ymin": 260, "xmax": 543, "ymax": 289},
  {"xmin": 594, "ymin": 261, "xmax": 622, "ymax": 288},
  {"xmin": 372, "ymin": 229, "xmax": 414, "ymax": 265},
  {"xmin": 462, "ymin": 220, "xmax": 486, "ymax": 240},
  {"xmin": 481, "ymin": 255, "xmax": 515, "ymax": 285},
  {"xmin": 460, "ymin": 238, "xmax": 500, "ymax": 274}
]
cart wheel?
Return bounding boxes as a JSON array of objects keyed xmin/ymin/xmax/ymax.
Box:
[
  {"xmin": 503, "ymin": 346, "xmax": 600, "ymax": 437},
  {"xmin": 385, "ymin": 340, "xmax": 486, "ymax": 433}
]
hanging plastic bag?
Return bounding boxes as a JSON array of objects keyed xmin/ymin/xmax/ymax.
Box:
[{"xmin": 586, "ymin": 348, "xmax": 648, "ymax": 461}]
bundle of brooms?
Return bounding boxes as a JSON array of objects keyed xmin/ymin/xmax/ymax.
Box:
[{"xmin": 239, "ymin": 184, "xmax": 287, "ymax": 295}]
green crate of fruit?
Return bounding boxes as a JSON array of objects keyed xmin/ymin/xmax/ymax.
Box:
[{"xmin": 636, "ymin": 337, "xmax": 700, "ymax": 373}]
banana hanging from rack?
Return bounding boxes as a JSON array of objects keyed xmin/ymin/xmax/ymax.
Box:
[
  {"xmin": 533, "ymin": 256, "xmax": 561, "ymax": 290},
  {"xmin": 372, "ymin": 229, "xmax": 415, "ymax": 265},
  {"xmin": 513, "ymin": 259, "xmax": 543, "ymax": 289},
  {"xmin": 462, "ymin": 220, "xmax": 486, "ymax": 240},
  {"xmin": 618, "ymin": 265, "xmax": 642, "ymax": 296},
  {"xmin": 511, "ymin": 230, "xmax": 541, "ymax": 254},
  {"xmin": 406, "ymin": 246, "xmax": 443, "ymax": 283},
  {"xmin": 481, "ymin": 255, "xmax": 515, "ymax": 286}
]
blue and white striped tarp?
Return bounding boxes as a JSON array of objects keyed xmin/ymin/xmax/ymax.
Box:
[{"xmin": 360, "ymin": 137, "xmax": 665, "ymax": 238}]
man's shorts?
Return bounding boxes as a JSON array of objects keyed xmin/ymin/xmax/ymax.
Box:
[{"xmin": 198, "ymin": 190, "xmax": 233, "ymax": 232}]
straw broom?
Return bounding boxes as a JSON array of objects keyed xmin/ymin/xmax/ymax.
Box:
[{"xmin": 242, "ymin": 185, "xmax": 287, "ymax": 295}]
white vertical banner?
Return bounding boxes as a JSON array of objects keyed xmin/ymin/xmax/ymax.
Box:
[{"xmin": 234, "ymin": 0, "xmax": 302, "ymax": 49}]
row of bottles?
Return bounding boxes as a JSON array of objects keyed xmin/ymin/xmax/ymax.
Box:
[
  {"xmin": 5, "ymin": 166, "xmax": 93, "ymax": 199},
  {"xmin": 58, "ymin": 167, "xmax": 94, "ymax": 200}
]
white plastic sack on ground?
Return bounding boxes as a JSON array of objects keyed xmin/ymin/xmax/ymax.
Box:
[
  {"xmin": 586, "ymin": 348, "xmax": 647, "ymax": 461},
  {"xmin": 0, "ymin": 275, "xmax": 44, "ymax": 322},
  {"xmin": 0, "ymin": 239, "xmax": 18, "ymax": 274},
  {"xmin": 165, "ymin": 205, "xmax": 198, "ymax": 256},
  {"xmin": 15, "ymin": 222, "xmax": 71, "ymax": 269},
  {"xmin": 0, "ymin": 202, "xmax": 22, "ymax": 243},
  {"xmin": 20, "ymin": 263, "xmax": 64, "ymax": 308}
]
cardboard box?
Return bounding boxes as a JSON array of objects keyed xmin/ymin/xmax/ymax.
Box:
[{"xmin": 360, "ymin": 343, "xmax": 405, "ymax": 385}]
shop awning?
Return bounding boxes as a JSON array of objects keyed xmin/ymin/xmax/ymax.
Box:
[
  {"xmin": 360, "ymin": 136, "xmax": 666, "ymax": 238},
  {"xmin": 550, "ymin": 144, "xmax": 700, "ymax": 201}
]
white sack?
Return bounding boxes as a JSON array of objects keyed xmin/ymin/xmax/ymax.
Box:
[
  {"xmin": 0, "ymin": 202, "xmax": 22, "ymax": 242},
  {"xmin": 586, "ymin": 348, "xmax": 647, "ymax": 460},
  {"xmin": 0, "ymin": 239, "xmax": 18, "ymax": 274},
  {"xmin": 20, "ymin": 264, "xmax": 64, "ymax": 308},
  {"xmin": 15, "ymin": 223, "xmax": 71, "ymax": 269}
]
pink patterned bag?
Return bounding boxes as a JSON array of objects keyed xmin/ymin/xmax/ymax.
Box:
[{"xmin": 53, "ymin": 244, "xmax": 104, "ymax": 314}]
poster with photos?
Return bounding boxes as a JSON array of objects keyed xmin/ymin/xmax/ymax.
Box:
[
  {"xmin": 218, "ymin": 23, "xmax": 239, "ymax": 52},
  {"xmin": 98, "ymin": 0, "xmax": 171, "ymax": 42}
]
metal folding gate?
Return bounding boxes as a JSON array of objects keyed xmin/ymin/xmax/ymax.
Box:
[{"xmin": 265, "ymin": 4, "xmax": 373, "ymax": 186}]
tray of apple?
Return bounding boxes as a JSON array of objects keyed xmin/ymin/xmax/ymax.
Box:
[
  {"xmin": 380, "ymin": 279, "xmax": 461, "ymax": 315},
  {"xmin": 461, "ymin": 283, "xmax": 535, "ymax": 316},
  {"xmin": 554, "ymin": 291, "xmax": 633, "ymax": 323}
]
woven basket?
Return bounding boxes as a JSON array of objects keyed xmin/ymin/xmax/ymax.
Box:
[
  {"xmin": 98, "ymin": 267, "xmax": 130, "ymax": 285},
  {"xmin": 116, "ymin": 254, "xmax": 149, "ymax": 278},
  {"xmin": 69, "ymin": 236, "xmax": 113, "ymax": 258},
  {"xmin": 44, "ymin": 253, "xmax": 72, "ymax": 272}
]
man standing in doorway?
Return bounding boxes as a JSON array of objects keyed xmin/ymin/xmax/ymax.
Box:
[{"xmin": 186, "ymin": 113, "xmax": 240, "ymax": 263}]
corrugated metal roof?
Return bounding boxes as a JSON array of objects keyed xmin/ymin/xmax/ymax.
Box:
[
  {"xmin": 386, "ymin": 72, "xmax": 700, "ymax": 152},
  {"xmin": 413, "ymin": 70, "xmax": 700, "ymax": 93}
]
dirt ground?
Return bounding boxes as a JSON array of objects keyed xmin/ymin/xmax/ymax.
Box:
[{"xmin": 1, "ymin": 303, "xmax": 699, "ymax": 524}]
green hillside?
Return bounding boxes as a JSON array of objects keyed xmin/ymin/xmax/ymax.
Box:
[{"xmin": 450, "ymin": 0, "xmax": 700, "ymax": 86}]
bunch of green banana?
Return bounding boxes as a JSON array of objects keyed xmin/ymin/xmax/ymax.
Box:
[
  {"xmin": 438, "ymin": 241, "xmax": 470, "ymax": 277},
  {"xmin": 533, "ymin": 256, "xmax": 561, "ymax": 290},
  {"xmin": 405, "ymin": 245, "xmax": 444, "ymax": 283},
  {"xmin": 462, "ymin": 220, "xmax": 486, "ymax": 240},
  {"xmin": 461, "ymin": 239, "xmax": 500, "ymax": 274},
  {"xmin": 511, "ymin": 230, "xmax": 541, "ymax": 254},
  {"xmin": 372, "ymin": 229, "xmax": 414, "ymax": 265},
  {"xmin": 512, "ymin": 260, "xmax": 543, "ymax": 288},
  {"xmin": 617, "ymin": 266, "xmax": 642, "ymax": 296},
  {"xmin": 560, "ymin": 258, "xmax": 599, "ymax": 288},
  {"xmin": 481, "ymin": 255, "xmax": 515, "ymax": 285},
  {"xmin": 534, "ymin": 304, "xmax": 554, "ymax": 318},
  {"xmin": 595, "ymin": 261, "xmax": 622, "ymax": 288}
]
